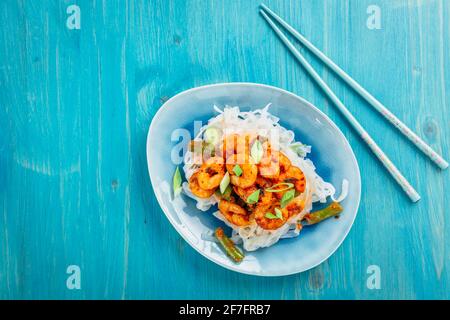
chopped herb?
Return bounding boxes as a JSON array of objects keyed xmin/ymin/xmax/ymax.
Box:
[
  {"xmin": 265, "ymin": 182, "xmax": 295, "ymax": 193},
  {"xmin": 216, "ymin": 185, "xmax": 232, "ymax": 201},
  {"xmin": 233, "ymin": 164, "xmax": 243, "ymax": 177},
  {"xmin": 222, "ymin": 185, "xmax": 232, "ymax": 200},
  {"xmin": 204, "ymin": 127, "xmax": 221, "ymax": 146},
  {"xmin": 265, "ymin": 212, "xmax": 279, "ymax": 220},
  {"xmin": 281, "ymin": 189, "xmax": 295, "ymax": 208},
  {"xmin": 290, "ymin": 143, "xmax": 309, "ymax": 157},
  {"xmin": 220, "ymin": 172, "xmax": 230, "ymax": 194},
  {"xmin": 265, "ymin": 208, "xmax": 283, "ymax": 220},
  {"xmin": 173, "ymin": 166, "xmax": 182, "ymax": 197},
  {"xmin": 275, "ymin": 208, "xmax": 283, "ymax": 220},
  {"xmin": 246, "ymin": 189, "xmax": 260, "ymax": 205},
  {"xmin": 250, "ymin": 140, "xmax": 264, "ymax": 164},
  {"xmin": 203, "ymin": 143, "xmax": 216, "ymax": 157}
]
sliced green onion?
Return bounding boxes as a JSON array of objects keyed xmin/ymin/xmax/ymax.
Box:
[
  {"xmin": 265, "ymin": 208, "xmax": 283, "ymax": 220},
  {"xmin": 290, "ymin": 143, "xmax": 309, "ymax": 157},
  {"xmin": 250, "ymin": 140, "xmax": 264, "ymax": 164},
  {"xmin": 275, "ymin": 208, "xmax": 283, "ymax": 220},
  {"xmin": 281, "ymin": 189, "xmax": 295, "ymax": 208},
  {"xmin": 246, "ymin": 189, "xmax": 260, "ymax": 205},
  {"xmin": 265, "ymin": 212, "xmax": 279, "ymax": 220},
  {"xmin": 173, "ymin": 166, "xmax": 182, "ymax": 197},
  {"xmin": 220, "ymin": 172, "xmax": 230, "ymax": 194},
  {"xmin": 203, "ymin": 143, "xmax": 216, "ymax": 157},
  {"xmin": 265, "ymin": 182, "xmax": 294, "ymax": 193},
  {"xmin": 233, "ymin": 164, "xmax": 243, "ymax": 177},
  {"xmin": 216, "ymin": 185, "xmax": 232, "ymax": 201},
  {"xmin": 204, "ymin": 127, "xmax": 221, "ymax": 146},
  {"xmin": 222, "ymin": 185, "xmax": 232, "ymax": 201}
]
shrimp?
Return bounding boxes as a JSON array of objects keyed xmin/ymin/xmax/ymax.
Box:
[
  {"xmin": 197, "ymin": 157, "xmax": 225, "ymax": 190},
  {"xmin": 254, "ymin": 201, "xmax": 289, "ymax": 230},
  {"xmin": 260, "ymin": 150, "xmax": 291, "ymax": 176},
  {"xmin": 258, "ymin": 189, "xmax": 273, "ymax": 206},
  {"xmin": 233, "ymin": 185, "xmax": 259, "ymax": 203},
  {"xmin": 280, "ymin": 166, "xmax": 306, "ymax": 193},
  {"xmin": 282, "ymin": 196, "xmax": 305, "ymax": 218},
  {"xmin": 189, "ymin": 173, "xmax": 215, "ymax": 198},
  {"xmin": 279, "ymin": 152, "xmax": 292, "ymax": 173},
  {"xmin": 233, "ymin": 186, "xmax": 273, "ymax": 213},
  {"xmin": 258, "ymin": 150, "xmax": 280, "ymax": 179},
  {"xmin": 218, "ymin": 198, "xmax": 251, "ymax": 227},
  {"xmin": 255, "ymin": 176, "xmax": 273, "ymax": 188},
  {"xmin": 226, "ymin": 154, "xmax": 258, "ymax": 188},
  {"xmin": 221, "ymin": 133, "xmax": 258, "ymax": 158}
]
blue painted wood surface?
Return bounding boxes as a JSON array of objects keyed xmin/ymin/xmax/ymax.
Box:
[{"xmin": 0, "ymin": 0, "xmax": 449, "ymax": 299}]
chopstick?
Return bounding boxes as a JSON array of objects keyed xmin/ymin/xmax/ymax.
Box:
[
  {"xmin": 260, "ymin": 3, "xmax": 448, "ymax": 170},
  {"xmin": 260, "ymin": 9, "xmax": 421, "ymax": 203}
]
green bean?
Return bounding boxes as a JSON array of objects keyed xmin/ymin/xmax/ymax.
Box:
[
  {"xmin": 214, "ymin": 227, "xmax": 245, "ymax": 263},
  {"xmin": 304, "ymin": 202, "xmax": 343, "ymax": 225}
]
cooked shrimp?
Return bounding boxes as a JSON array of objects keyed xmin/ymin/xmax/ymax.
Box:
[
  {"xmin": 233, "ymin": 186, "xmax": 273, "ymax": 213},
  {"xmin": 197, "ymin": 157, "xmax": 225, "ymax": 190},
  {"xmin": 222, "ymin": 133, "xmax": 258, "ymax": 158},
  {"xmin": 258, "ymin": 189, "xmax": 273, "ymax": 206},
  {"xmin": 261, "ymin": 151, "xmax": 292, "ymax": 180},
  {"xmin": 282, "ymin": 196, "xmax": 305, "ymax": 218},
  {"xmin": 218, "ymin": 199, "xmax": 251, "ymax": 227},
  {"xmin": 280, "ymin": 166, "xmax": 306, "ymax": 193},
  {"xmin": 279, "ymin": 152, "xmax": 292, "ymax": 173},
  {"xmin": 258, "ymin": 149, "xmax": 280, "ymax": 179},
  {"xmin": 254, "ymin": 201, "xmax": 289, "ymax": 230},
  {"xmin": 226, "ymin": 154, "xmax": 258, "ymax": 188},
  {"xmin": 189, "ymin": 173, "xmax": 215, "ymax": 198},
  {"xmin": 255, "ymin": 176, "xmax": 273, "ymax": 188},
  {"xmin": 233, "ymin": 185, "xmax": 259, "ymax": 203}
]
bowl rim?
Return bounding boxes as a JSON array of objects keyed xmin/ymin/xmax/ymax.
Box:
[{"xmin": 146, "ymin": 82, "xmax": 361, "ymax": 277}]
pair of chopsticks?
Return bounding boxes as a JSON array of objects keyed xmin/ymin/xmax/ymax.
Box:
[{"xmin": 260, "ymin": 4, "xmax": 448, "ymax": 203}]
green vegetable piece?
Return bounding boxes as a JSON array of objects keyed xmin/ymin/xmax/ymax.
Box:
[
  {"xmin": 304, "ymin": 202, "xmax": 344, "ymax": 225},
  {"xmin": 222, "ymin": 185, "xmax": 232, "ymax": 201},
  {"xmin": 265, "ymin": 212, "xmax": 279, "ymax": 220},
  {"xmin": 265, "ymin": 208, "xmax": 283, "ymax": 220},
  {"xmin": 220, "ymin": 172, "xmax": 230, "ymax": 194},
  {"xmin": 203, "ymin": 143, "xmax": 216, "ymax": 157},
  {"xmin": 214, "ymin": 227, "xmax": 244, "ymax": 263},
  {"xmin": 275, "ymin": 208, "xmax": 283, "ymax": 220},
  {"xmin": 233, "ymin": 164, "xmax": 243, "ymax": 177},
  {"xmin": 265, "ymin": 182, "xmax": 295, "ymax": 193},
  {"xmin": 173, "ymin": 166, "xmax": 182, "ymax": 197},
  {"xmin": 246, "ymin": 189, "xmax": 260, "ymax": 205},
  {"xmin": 290, "ymin": 143, "xmax": 308, "ymax": 157},
  {"xmin": 281, "ymin": 189, "xmax": 295, "ymax": 208},
  {"xmin": 204, "ymin": 127, "xmax": 221, "ymax": 146},
  {"xmin": 216, "ymin": 185, "xmax": 232, "ymax": 201},
  {"xmin": 250, "ymin": 140, "xmax": 264, "ymax": 164}
]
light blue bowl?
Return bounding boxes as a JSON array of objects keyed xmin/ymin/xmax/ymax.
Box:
[{"xmin": 146, "ymin": 83, "xmax": 361, "ymax": 276}]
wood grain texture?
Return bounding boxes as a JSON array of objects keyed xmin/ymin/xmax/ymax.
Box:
[{"xmin": 0, "ymin": 0, "xmax": 449, "ymax": 299}]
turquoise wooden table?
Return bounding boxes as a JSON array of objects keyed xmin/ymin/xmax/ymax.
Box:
[{"xmin": 1, "ymin": 0, "xmax": 449, "ymax": 300}]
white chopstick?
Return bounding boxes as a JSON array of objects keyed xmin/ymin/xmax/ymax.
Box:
[
  {"xmin": 260, "ymin": 9, "xmax": 421, "ymax": 202},
  {"xmin": 261, "ymin": 3, "xmax": 448, "ymax": 170}
]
